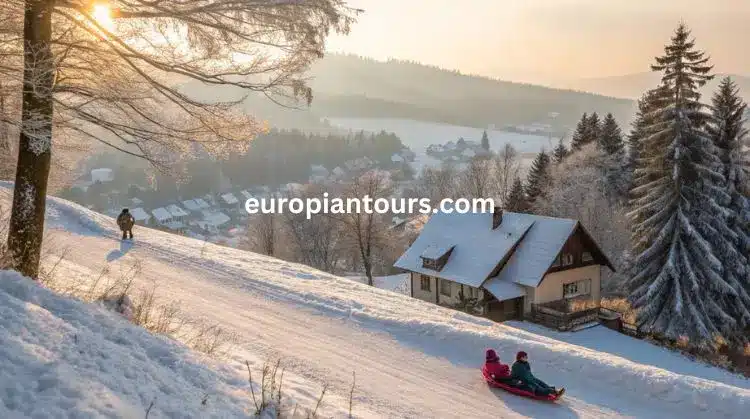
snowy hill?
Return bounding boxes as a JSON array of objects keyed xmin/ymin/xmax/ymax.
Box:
[{"xmin": 1, "ymin": 184, "xmax": 749, "ymax": 418}]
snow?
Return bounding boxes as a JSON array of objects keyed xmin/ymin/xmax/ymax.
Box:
[
  {"xmin": 2, "ymin": 184, "xmax": 750, "ymax": 418},
  {"xmin": 151, "ymin": 207, "xmax": 171, "ymax": 223},
  {"xmin": 394, "ymin": 211, "xmax": 537, "ymax": 288},
  {"xmin": 0, "ymin": 270, "xmax": 253, "ymax": 418},
  {"xmin": 221, "ymin": 193, "xmax": 239, "ymax": 205},
  {"xmin": 201, "ymin": 210, "xmax": 231, "ymax": 228},
  {"xmin": 182, "ymin": 199, "xmax": 202, "ymax": 212},
  {"xmin": 489, "ymin": 214, "xmax": 578, "ymax": 288},
  {"xmin": 90, "ymin": 168, "xmax": 114, "ymax": 183},
  {"xmin": 130, "ymin": 207, "xmax": 150, "ymax": 222},
  {"xmin": 166, "ymin": 204, "xmax": 188, "ymax": 218},
  {"xmin": 345, "ymin": 273, "xmax": 411, "ymax": 295}
]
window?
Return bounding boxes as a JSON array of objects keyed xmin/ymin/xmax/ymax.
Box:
[
  {"xmin": 582, "ymin": 251, "xmax": 594, "ymax": 262},
  {"xmin": 551, "ymin": 253, "xmax": 574, "ymax": 268},
  {"xmin": 422, "ymin": 258, "xmax": 439, "ymax": 270},
  {"xmin": 563, "ymin": 279, "xmax": 592, "ymax": 299},
  {"xmin": 420, "ymin": 275, "xmax": 431, "ymax": 292},
  {"xmin": 440, "ymin": 279, "xmax": 452, "ymax": 297}
]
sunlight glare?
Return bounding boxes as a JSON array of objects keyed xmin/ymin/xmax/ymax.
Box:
[{"xmin": 92, "ymin": 4, "xmax": 114, "ymax": 31}]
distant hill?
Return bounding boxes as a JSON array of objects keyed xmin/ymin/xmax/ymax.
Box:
[
  {"xmin": 184, "ymin": 54, "xmax": 637, "ymax": 133},
  {"xmin": 561, "ymin": 72, "xmax": 750, "ymax": 102}
]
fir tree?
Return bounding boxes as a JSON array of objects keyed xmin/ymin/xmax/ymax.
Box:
[
  {"xmin": 571, "ymin": 113, "xmax": 589, "ymax": 151},
  {"xmin": 552, "ymin": 137, "xmax": 568, "ymax": 163},
  {"xmin": 525, "ymin": 150, "xmax": 551, "ymax": 205},
  {"xmin": 627, "ymin": 24, "xmax": 743, "ymax": 346},
  {"xmin": 505, "ymin": 177, "xmax": 529, "ymax": 213},
  {"xmin": 707, "ymin": 77, "xmax": 750, "ymax": 338},
  {"xmin": 481, "ymin": 130, "xmax": 490, "ymax": 151},
  {"xmin": 599, "ymin": 113, "xmax": 625, "ymax": 156},
  {"xmin": 586, "ymin": 112, "xmax": 602, "ymax": 145}
]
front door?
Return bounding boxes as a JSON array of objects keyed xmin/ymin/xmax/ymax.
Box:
[{"xmin": 487, "ymin": 297, "xmax": 523, "ymax": 322}]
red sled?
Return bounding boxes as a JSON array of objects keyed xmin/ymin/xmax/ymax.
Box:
[{"xmin": 482, "ymin": 367, "xmax": 561, "ymax": 402}]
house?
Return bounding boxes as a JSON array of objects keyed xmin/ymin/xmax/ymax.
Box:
[
  {"xmin": 130, "ymin": 207, "xmax": 151, "ymax": 225},
  {"xmin": 151, "ymin": 207, "xmax": 172, "ymax": 225},
  {"xmin": 220, "ymin": 192, "xmax": 239, "ymax": 208},
  {"xmin": 394, "ymin": 208, "xmax": 614, "ymax": 323},
  {"xmin": 166, "ymin": 204, "xmax": 189, "ymax": 222},
  {"xmin": 91, "ymin": 168, "xmax": 114, "ymax": 183}
]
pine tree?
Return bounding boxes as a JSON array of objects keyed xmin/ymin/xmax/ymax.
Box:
[
  {"xmin": 707, "ymin": 77, "xmax": 750, "ymax": 339},
  {"xmin": 627, "ymin": 24, "xmax": 742, "ymax": 346},
  {"xmin": 599, "ymin": 113, "xmax": 625, "ymax": 156},
  {"xmin": 552, "ymin": 137, "xmax": 568, "ymax": 163},
  {"xmin": 505, "ymin": 177, "xmax": 529, "ymax": 213},
  {"xmin": 586, "ymin": 112, "xmax": 602, "ymax": 145},
  {"xmin": 525, "ymin": 150, "xmax": 551, "ymax": 205},
  {"xmin": 481, "ymin": 130, "xmax": 490, "ymax": 151},
  {"xmin": 570, "ymin": 113, "xmax": 589, "ymax": 151}
]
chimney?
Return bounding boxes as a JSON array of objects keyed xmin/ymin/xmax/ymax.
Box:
[{"xmin": 492, "ymin": 206, "xmax": 503, "ymax": 229}]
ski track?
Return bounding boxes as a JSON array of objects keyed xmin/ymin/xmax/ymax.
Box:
[{"xmin": 1, "ymin": 187, "xmax": 745, "ymax": 419}]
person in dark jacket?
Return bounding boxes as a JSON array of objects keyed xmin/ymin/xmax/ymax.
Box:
[
  {"xmin": 511, "ymin": 351, "xmax": 564, "ymax": 397},
  {"xmin": 117, "ymin": 208, "xmax": 135, "ymax": 240}
]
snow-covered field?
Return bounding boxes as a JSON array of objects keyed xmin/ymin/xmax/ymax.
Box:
[
  {"xmin": 345, "ymin": 274, "xmax": 410, "ymax": 295},
  {"xmin": 326, "ymin": 117, "xmax": 550, "ymax": 171},
  {"xmin": 1, "ymin": 184, "xmax": 749, "ymax": 418}
]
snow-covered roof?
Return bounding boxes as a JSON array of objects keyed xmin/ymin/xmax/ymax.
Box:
[
  {"xmin": 394, "ymin": 211, "xmax": 536, "ymax": 289},
  {"xmin": 195, "ymin": 198, "xmax": 210, "ymax": 209},
  {"xmin": 201, "ymin": 210, "xmax": 231, "ymax": 227},
  {"xmin": 131, "ymin": 197, "xmax": 143, "ymax": 206},
  {"xmin": 182, "ymin": 199, "xmax": 201, "ymax": 212},
  {"xmin": 485, "ymin": 215, "xmax": 578, "ymax": 288},
  {"xmin": 152, "ymin": 207, "xmax": 172, "ymax": 222},
  {"xmin": 90, "ymin": 168, "xmax": 113, "ymax": 183},
  {"xmin": 131, "ymin": 207, "xmax": 150, "ymax": 222},
  {"xmin": 221, "ymin": 193, "xmax": 239, "ymax": 205},
  {"xmin": 166, "ymin": 204, "xmax": 188, "ymax": 218},
  {"xmin": 420, "ymin": 245, "xmax": 453, "ymax": 260},
  {"xmin": 391, "ymin": 154, "xmax": 404, "ymax": 163},
  {"xmin": 240, "ymin": 190, "xmax": 254, "ymax": 200},
  {"xmin": 483, "ymin": 278, "xmax": 527, "ymax": 301}
]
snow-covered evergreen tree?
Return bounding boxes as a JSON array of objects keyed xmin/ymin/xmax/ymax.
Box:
[
  {"xmin": 571, "ymin": 113, "xmax": 589, "ymax": 151},
  {"xmin": 552, "ymin": 137, "xmax": 569, "ymax": 163},
  {"xmin": 706, "ymin": 77, "xmax": 750, "ymax": 339},
  {"xmin": 525, "ymin": 150, "xmax": 551, "ymax": 206},
  {"xmin": 586, "ymin": 112, "xmax": 602, "ymax": 146},
  {"xmin": 481, "ymin": 130, "xmax": 490, "ymax": 151},
  {"xmin": 599, "ymin": 113, "xmax": 625, "ymax": 156},
  {"xmin": 627, "ymin": 24, "xmax": 741, "ymax": 347},
  {"xmin": 505, "ymin": 177, "xmax": 530, "ymax": 213}
]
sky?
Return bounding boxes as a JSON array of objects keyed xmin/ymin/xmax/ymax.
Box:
[{"xmin": 327, "ymin": 0, "xmax": 750, "ymax": 86}]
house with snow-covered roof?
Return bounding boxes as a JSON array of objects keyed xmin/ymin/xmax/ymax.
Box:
[
  {"xmin": 220, "ymin": 192, "xmax": 239, "ymax": 208},
  {"xmin": 130, "ymin": 207, "xmax": 151, "ymax": 225},
  {"xmin": 166, "ymin": 204, "xmax": 189, "ymax": 221},
  {"xmin": 394, "ymin": 208, "xmax": 614, "ymax": 323}
]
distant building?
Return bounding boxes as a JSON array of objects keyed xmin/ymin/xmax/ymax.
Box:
[
  {"xmin": 91, "ymin": 168, "xmax": 113, "ymax": 183},
  {"xmin": 130, "ymin": 207, "xmax": 151, "ymax": 225}
]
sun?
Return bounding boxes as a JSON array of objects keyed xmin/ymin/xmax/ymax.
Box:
[{"xmin": 92, "ymin": 4, "xmax": 114, "ymax": 30}]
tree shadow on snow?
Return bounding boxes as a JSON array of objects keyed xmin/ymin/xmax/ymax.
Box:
[{"xmin": 106, "ymin": 240, "xmax": 133, "ymax": 262}]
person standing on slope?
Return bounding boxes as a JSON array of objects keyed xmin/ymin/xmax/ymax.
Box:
[
  {"xmin": 511, "ymin": 351, "xmax": 564, "ymax": 397},
  {"xmin": 117, "ymin": 208, "xmax": 135, "ymax": 240}
]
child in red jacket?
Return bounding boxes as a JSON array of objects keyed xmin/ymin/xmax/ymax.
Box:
[{"xmin": 484, "ymin": 349, "xmax": 512, "ymax": 381}]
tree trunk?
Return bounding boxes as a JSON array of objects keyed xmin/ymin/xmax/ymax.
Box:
[{"xmin": 7, "ymin": 0, "xmax": 54, "ymax": 279}]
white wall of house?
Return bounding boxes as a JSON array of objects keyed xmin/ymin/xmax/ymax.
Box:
[
  {"xmin": 534, "ymin": 265, "xmax": 601, "ymax": 306},
  {"xmin": 411, "ymin": 272, "xmax": 437, "ymax": 303},
  {"xmin": 410, "ymin": 273, "xmax": 484, "ymax": 306}
]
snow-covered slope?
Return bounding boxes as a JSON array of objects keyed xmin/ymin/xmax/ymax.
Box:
[
  {"xmin": 1, "ymin": 185, "xmax": 749, "ymax": 418},
  {"xmin": 0, "ymin": 270, "xmax": 253, "ymax": 418}
]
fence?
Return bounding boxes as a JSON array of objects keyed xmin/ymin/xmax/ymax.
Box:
[{"xmin": 529, "ymin": 303, "xmax": 600, "ymax": 331}]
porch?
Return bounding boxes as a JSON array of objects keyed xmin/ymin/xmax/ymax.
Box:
[{"xmin": 528, "ymin": 298, "xmax": 600, "ymax": 331}]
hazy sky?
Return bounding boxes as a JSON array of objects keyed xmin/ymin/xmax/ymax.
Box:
[{"xmin": 327, "ymin": 0, "xmax": 750, "ymax": 85}]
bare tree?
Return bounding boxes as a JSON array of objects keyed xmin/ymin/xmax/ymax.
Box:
[
  {"xmin": 414, "ymin": 162, "xmax": 457, "ymax": 202},
  {"xmin": 337, "ymin": 170, "xmax": 393, "ymax": 286},
  {"xmin": 245, "ymin": 212, "xmax": 277, "ymax": 257},
  {"xmin": 493, "ymin": 143, "xmax": 520, "ymax": 205},
  {"xmin": 459, "ymin": 156, "xmax": 493, "ymax": 199},
  {"xmin": 281, "ymin": 185, "xmax": 343, "ymax": 273},
  {"xmin": 0, "ymin": 0, "xmax": 357, "ymax": 277}
]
